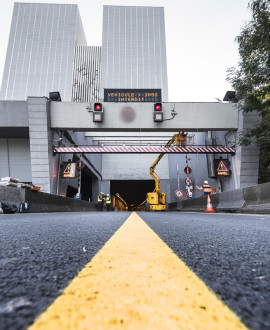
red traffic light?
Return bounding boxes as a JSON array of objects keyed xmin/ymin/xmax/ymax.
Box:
[
  {"xmin": 154, "ymin": 103, "xmax": 162, "ymax": 111},
  {"xmin": 94, "ymin": 103, "xmax": 102, "ymax": 111}
]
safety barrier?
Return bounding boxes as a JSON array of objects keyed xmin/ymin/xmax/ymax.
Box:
[
  {"xmin": 216, "ymin": 189, "xmax": 244, "ymax": 212},
  {"xmin": 168, "ymin": 182, "xmax": 270, "ymax": 214},
  {"xmin": 0, "ymin": 186, "xmax": 97, "ymax": 213},
  {"xmin": 242, "ymin": 182, "xmax": 270, "ymax": 214}
]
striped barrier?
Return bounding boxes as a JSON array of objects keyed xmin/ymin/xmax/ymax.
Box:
[{"xmin": 54, "ymin": 146, "xmax": 235, "ymax": 154}]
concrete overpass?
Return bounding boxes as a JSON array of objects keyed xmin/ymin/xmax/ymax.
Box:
[
  {"xmin": 0, "ymin": 97, "xmax": 260, "ymax": 200},
  {"xmin": 50, "ymin": 102, "xmax": 239, "ymax": 132}
]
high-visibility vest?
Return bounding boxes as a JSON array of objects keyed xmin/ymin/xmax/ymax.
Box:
[
  {"xmin": 106, "ymin": 196, "xmax": 111, "ymax": 204},
  {"xmin": 202, "ymin": 184, "xmax": 212, "ymax": 193},
  {"xmin": 98, "ymin": 195, "xmax": 103, "ymax": 202},
  {"xmin": 179, "ymin": 133, "xmax": 185, "ymax": 141}
]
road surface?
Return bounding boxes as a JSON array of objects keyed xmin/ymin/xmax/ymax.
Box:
[{"xmin": 0, "ymin": 211, "xmax": 269, "ymax": 329}]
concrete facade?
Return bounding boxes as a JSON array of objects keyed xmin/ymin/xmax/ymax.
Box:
[
  {"xmin": 72, "ymin": 46, "xmax": 102, "ymax": 102},
  {"xmin": 101, "ymin": 5, "xmax": 168, "ymax": 101},
  {"xmin": 0, "ymin": 3, "xmax": 87, "ymax": 101}
]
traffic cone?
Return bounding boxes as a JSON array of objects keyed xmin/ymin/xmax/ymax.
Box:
[{"xmin": 204, "ymin": 194, "xmax": 216, "ymax": 213}]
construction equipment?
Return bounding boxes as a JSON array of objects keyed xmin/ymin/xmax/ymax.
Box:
[{"xmin": 145, "ymin": 133, "xmax": 180, "ymax": 211}]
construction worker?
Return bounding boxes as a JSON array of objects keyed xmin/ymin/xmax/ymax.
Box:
[
  {"xmin": 106, "ymin": 194, "xmax": 111, "ymax": 211},
  {"xmin": 178, "ymin": 131, "xmax": 187, "ymax": 147},
  {"xmin": 196, "ymin": 181, "xmax": 212, "ymax": 196},
  {"xmin": 97, "ymin": 192, "xmax": 103, "ymax": 211}
]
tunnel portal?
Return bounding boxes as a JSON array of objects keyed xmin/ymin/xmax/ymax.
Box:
[{"xmin": 110, "ymin": 180, "xmax": 155, "ymax": 210}]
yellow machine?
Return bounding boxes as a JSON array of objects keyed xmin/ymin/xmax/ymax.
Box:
[{"xmin": 145, "ymin": 134, "xmax": 179, "ymax": 212}]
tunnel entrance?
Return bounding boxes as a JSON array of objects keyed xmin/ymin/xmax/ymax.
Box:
[{"xmin": 110, "ymin": 180, "xmax": 155, "ymax": 210}]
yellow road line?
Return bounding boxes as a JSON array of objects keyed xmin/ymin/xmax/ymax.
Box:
[{"xmin": 30, "ymin": 212, "xmax": 247, "ymax": 329}]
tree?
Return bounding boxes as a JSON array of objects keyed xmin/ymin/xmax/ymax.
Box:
[{"xmin": 227, "ymin": 0, "xmax": 270, "ymax": 183}]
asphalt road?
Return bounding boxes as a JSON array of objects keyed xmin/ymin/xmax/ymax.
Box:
[
  {"xmin": 0, "ymin": 211, "xmax": 270, "ymax": 329},
  {"xmin": 0, "ymin": 212, "xmax": 128, "ymax": 330},
  {"xmin": 141, "ymin": 212, "xmax": 270, "ymax": 330}
]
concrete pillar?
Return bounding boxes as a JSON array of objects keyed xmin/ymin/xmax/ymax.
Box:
[
  {"xmin": 27, "ymin": 97, "xmax": 52, "ymax": 193},
  {"xmin": 236, "ymin": 110, "xmax": 260, "ymax": 188}
]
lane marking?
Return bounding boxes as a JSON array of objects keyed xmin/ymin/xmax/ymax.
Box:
[{"xmin": 30, "ymin": 212, "xmax": 247, "ymax": 329}]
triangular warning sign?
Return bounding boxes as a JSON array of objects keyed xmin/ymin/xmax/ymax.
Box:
[
  {"xmin": 217, "ymin": 160, "xmax": 228, "ymax": 172},
  {"xmin": 63, "ymin": 163, "xmax": 72, "ymax": 174}
]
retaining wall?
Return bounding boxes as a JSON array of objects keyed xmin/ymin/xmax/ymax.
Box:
[{"xmin": 0, "ymin": 186, "xmax": 97, "ymax": 213}]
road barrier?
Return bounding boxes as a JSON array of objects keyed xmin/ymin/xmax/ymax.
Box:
[
  {"xmin": 1, "ymin": 183, "xmax": 269, "ymax": 214},
  {"xmin": 169, "ymin": 182, "xmax": 270, "ymax": 214},
  {"xmin": 216, "ymin": 189, "xmax": 245, "ymax": 213},
  {"xmin": 0, "ymin": 186, "xmax": 97, "ymax": 213},
  {"xmin": 242, "ymin": 182, "xmax": 270, "ymax": 214}
]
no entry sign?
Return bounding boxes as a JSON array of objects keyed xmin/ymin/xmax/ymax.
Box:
[
  {"xmin": 76, "ymin": 160, "xmax": 85, "ymax": 169},
  {"xmin": 184, "ymin": 166, "xmax": 192, "ymax": 175}
]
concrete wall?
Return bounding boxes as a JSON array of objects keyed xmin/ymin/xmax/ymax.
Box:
[
  {"xmin": 0, "ymin": 185, "xmax": 97, "ymax": 212},
  {"xmin": 102, "ymin": 154, "xmax": 169, "ymax": 180},
  {"xmin": 50, "ymin": 102, "xmax": 239, "ymax": 131},
  {"xmin": 0, "ymin": 101, "xmax": 28, "ymax": 128}
]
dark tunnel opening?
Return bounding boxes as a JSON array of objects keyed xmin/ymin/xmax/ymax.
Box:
[{"xmin": 110, "ymin": 180, "xmax": 155, "ymax": 208}]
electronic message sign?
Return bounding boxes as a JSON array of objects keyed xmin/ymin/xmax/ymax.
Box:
[{"xmin": 104, "ymin": 89, "xmax": 162, "ymax": 102}]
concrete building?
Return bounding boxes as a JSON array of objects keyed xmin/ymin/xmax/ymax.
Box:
[
  {"xmin": 0, "ymin": 3, "xmax": 101, "ymax": 102},
  {"xmin": 101, "ymin": 5, "xmax": 168, "ymax": 102}
]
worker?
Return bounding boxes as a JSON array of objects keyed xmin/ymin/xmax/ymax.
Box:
[
  {"xmin": 97, "ymin": 192, "xmax": 103, "ymax": 211},
  {"xmin": 178, "ymin": 131, "xmax": 187, "ymax": 147},
  {"xmin": 106, "ymin": 194, "xmax": 111, "ymax": 211},
  {"xmin": 196, "ymin": 181, "xmax": 212, "ymax": 196}
]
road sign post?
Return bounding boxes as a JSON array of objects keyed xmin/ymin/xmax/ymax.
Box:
[{"xmin": 76, "ymin": 157, "xmax": 84, "ymax": 199}]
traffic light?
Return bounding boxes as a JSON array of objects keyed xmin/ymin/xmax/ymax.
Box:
[
  {"xmin": 153, "ymin": 102, "xmax": 163, "ymax": 122},
  {"xmin": 93, "ymin": 102, "xmax": 103, "ymax": 122}
]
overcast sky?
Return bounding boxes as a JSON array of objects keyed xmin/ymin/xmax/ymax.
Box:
[{"xmin": 0, "ymin": 0, "xmax": 251, "ymax": 102}]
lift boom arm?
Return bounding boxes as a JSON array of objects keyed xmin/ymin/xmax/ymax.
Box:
[{"xmin": 149, "ymin": 134, "xmax": 178, "ymax": 193}]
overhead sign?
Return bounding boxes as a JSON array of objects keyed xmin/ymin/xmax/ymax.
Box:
[
  {"xmin": 214, "ymin": 159, "xmax": 230, "ymax": 176},
  {"xmin": 175, "ymin": 189, "xmax": 183, "ymax": 198},
  {"xmin": 62, "ymin": 163, "xmax": 76, "ymax": 178},
  {"xmin": 76, "ymin": 160, "xmax": 85, "ymax": 169},
  {"xmin": 104, "ymin": 89, "xmax": 162, "ymax": 102}
]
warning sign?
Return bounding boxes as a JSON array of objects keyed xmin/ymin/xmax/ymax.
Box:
[
  {"xmin": 214, "ymin": 159, "xmax": 230, "ymax": 176},
  {"xmin": 62, "ymin": 163, "xmax": 76, "ymax": 178}
]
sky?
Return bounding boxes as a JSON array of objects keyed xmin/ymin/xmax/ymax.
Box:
[{"xmin": 0, "ymin": 0, "xmax": 251, "ymax": 102}]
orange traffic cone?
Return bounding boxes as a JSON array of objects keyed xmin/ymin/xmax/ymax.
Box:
[{"xmin": 204, "ymin": 194, "xmax": 216, "ymax": 213}]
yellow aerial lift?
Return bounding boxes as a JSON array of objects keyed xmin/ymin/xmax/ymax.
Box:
[{"xmin": 145, "ymin": 133, "xmax": 180, "ymax": 211}]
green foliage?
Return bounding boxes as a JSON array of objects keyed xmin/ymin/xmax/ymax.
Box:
[{"xmin": 227, "ymin": 0, "xmax": 270, "ymax": 183}]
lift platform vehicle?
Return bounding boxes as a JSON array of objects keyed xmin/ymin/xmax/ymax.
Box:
[{"xmin": 145, "ymin": 133, "xmax": 180, "ymax": 211}]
